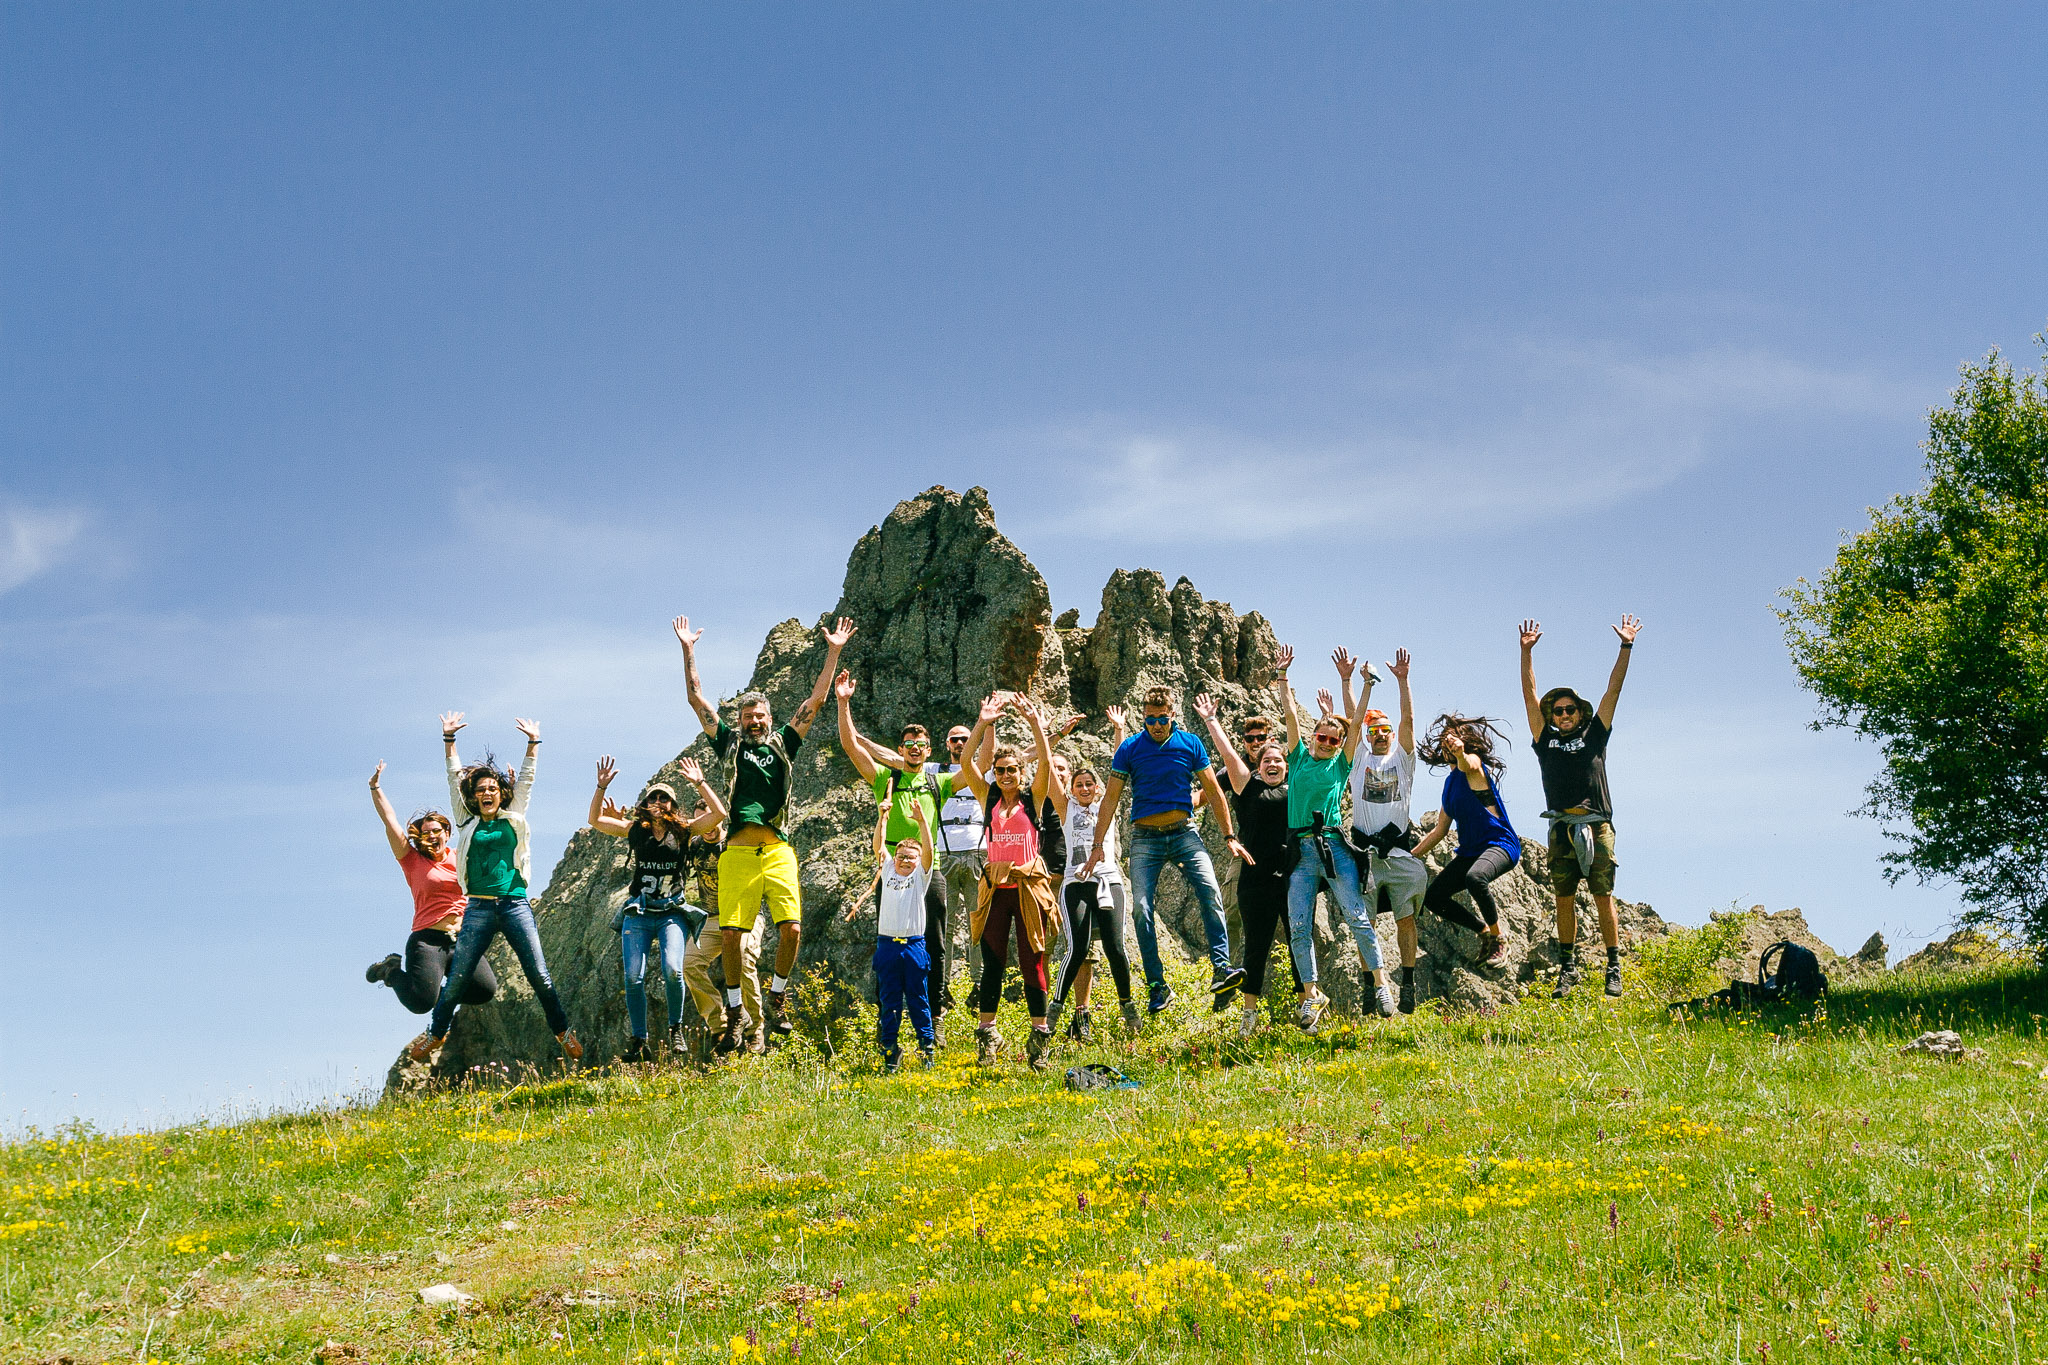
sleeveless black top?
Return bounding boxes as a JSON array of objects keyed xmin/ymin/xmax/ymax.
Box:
[{"xmin": 1231, "ymin": 776, "xmax": 1291, "ymax": 879}]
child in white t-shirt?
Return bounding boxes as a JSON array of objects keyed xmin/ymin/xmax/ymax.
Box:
[{"xmin": 851, "ymin": 798, "xmax": 938, "ymax": 1070}]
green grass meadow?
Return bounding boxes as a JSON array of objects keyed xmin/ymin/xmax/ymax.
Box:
[{"xmin": 6, "ymin": 961, "xmax": 2048, "ymax": 1364}]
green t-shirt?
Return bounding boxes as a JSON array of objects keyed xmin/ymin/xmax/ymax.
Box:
[
  {"xmin": 713, "ymin": 719, "xmax": 804, "ymax": 833},
  {"xmin": 871, "ymin": 766, "xmax": 954, "ymax": 850},
  {"xmin": 1286, "ymin": 739, "xmax": 1352, "ymax": 832},
  {"xmin": 466, "ymin": 818, "xmax": 525, "ymax": 897}
]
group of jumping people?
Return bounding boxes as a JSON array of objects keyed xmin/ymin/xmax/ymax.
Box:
[{"xmin": 364, "ymin": 610, "xmax": 1642, "ymax": 1074}]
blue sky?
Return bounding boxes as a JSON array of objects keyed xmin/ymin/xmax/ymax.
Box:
[{"xmin": 4, "ymin": 3, "xmax": 2045, "ymax": 1131}]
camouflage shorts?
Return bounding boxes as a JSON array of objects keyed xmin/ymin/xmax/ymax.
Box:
[{"xmin": 1547, "ymin": 820, "xmax": 1617, "ymax": 896}]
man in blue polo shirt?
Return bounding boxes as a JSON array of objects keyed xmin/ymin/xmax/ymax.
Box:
[{"xmin": 1080, "ymin": 684, "xmax": 1244, "ymax": 1015}]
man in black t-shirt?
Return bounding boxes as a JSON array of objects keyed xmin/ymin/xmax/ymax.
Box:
[{"xmin": 1520, "ymin": 614, "xmax": 1642, "ymax": 999}]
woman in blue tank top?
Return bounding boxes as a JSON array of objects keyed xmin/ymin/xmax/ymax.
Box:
[{"xmin": 1410, "ymin": 714, "xmax": 1520, "ymax": 962}]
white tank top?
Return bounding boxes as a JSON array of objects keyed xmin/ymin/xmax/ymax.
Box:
[
  {"xmin": 1062, "ymin": 799, "xmax": 1122, "ymax": 885},
  {"xmin": 938, "ymin": 765, "xmax": 985, "ymax": 853}
]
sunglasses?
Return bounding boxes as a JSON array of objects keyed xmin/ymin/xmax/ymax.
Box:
[
  {"xmin": 947, "ymin": 736, "xmax": 969, "ymax": 745},
  {"xmin": 992, "ymin": 764, "xmax": 1022, "ymax": 775},
  {"xmin": 1313, "ymin": 733, "xmax": 1341, "ymax": 746},
  {"xmin": 901, "ymin": 739, "xmax": 930, "ymax": 750},
  {"xmin": 645, "ymin": 795, "xmax": 675, "ymax": 806},
  {"xmin": 1551, "ymin": 704, "xmax": 1581, "ymax": 716},
  {"xmin": 1143, "ymin": 715, "xmax": 1174, "ymax": 726},
  {"xmin": 1368, "ymin": 725, "xmax": 1393, "ymax": 736}
]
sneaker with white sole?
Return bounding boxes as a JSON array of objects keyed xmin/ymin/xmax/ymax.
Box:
[
  {"xmin": 1237, "ymin": 1006, "xmax": 1260, "ymax": 1039},
  {"xmin": 1295, "ymin": 996, "xmax": 1327, "ymax": 1034},
  {"xmin": 406, "ymin": 1032, "xmax": 444, "ymax": 1062},
  {"xmin": 365, "ymin": 953, "xmax": 402, "ymax": 985},
  {"xmin": 1374, "ymin": 983, "xmax": 1399, "ymax": 1018}
]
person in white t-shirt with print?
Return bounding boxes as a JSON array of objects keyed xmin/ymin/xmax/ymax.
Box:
[
  {"xmin": 1345, "ymin": 647, "xmax": 1428, "ymax": 1015},
  {"xmin": 848, "ymin": 797, "xmax": 939, "ymax": 1072}
]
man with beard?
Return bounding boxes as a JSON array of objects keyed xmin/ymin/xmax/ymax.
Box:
[{"xmin": 674, "ymin": 612, "xmax": 854, "ymax": 1053}]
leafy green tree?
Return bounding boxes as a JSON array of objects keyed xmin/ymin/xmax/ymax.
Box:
[{"xmin": 1780, "ymin": 344, "xmax": 2048, "ymax": 947}]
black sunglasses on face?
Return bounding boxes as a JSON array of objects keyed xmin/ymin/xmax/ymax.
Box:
[{"xmin": 1552, "ymin": 704, "xmax": 1580, "ymax": 716}]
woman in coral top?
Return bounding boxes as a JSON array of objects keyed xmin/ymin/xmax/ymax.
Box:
[{"xmin": 365, "ymin": 762, "xmax": 498, "ymax": 1021}]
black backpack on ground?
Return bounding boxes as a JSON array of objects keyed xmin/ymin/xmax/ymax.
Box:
[{"xmin": 1687, "ymin": 939, "xmax": 1829, "ymax": 1010}]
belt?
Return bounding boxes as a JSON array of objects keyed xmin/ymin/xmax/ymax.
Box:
[{"xmin": 883, "ymin": 934, "xmax": 925, "ymax": 945}]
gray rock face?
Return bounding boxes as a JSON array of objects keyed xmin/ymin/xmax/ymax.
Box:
[
  {"xmin": 386, "ymin": 487, "xmax": 1667, "ymax": 1090},
  {"xmin": 1707, "ymin": 905, "xmax": 1864, "ymax": 985}
]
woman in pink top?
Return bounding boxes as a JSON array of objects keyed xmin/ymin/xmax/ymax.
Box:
[
  {"xmin": 365, "ymin": 763, "xmax": 498, "ymax": 1017},
  {"xmin": 958, "ymin": 693, "xmax": 1061, "ymax": 1070}
]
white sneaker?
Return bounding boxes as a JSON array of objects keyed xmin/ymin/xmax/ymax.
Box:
[
  {"xmin": 1374, "ymin": 984, "xmax": 1399, "ymax": 1018},
  {"xmin": 1237, "ymin": 1006, "xmax": 1260, "ymax": 1039},
  {"xmin": 1295, "ymin": 996, "xmax": 1326, "ymax": 1034}
]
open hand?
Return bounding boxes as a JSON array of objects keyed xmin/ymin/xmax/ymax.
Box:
[
  {"xmin": 833, "ymin": 669, "xmax": 855, "ymax": 702},
  {"xmin": 823, "ymin": 617, "xmax": 857, "ymax": 650},
  {"xmin": 676, "ymin": 756, "xmax": 704, "ymax": 785},
  {"xmin": 595, "ymin": 755, "xmax": 617, "ymax": 788},
  {"xmin": 1519, "ymin": 619, "xmax": 1543, "ymax": 650},
  {"xmin": 672, "ymin": 616, "xmax": 702, "ymax": 650},
  {"xmin": 1316, "ymin": 688, "xmax": 1336, "ymax": 718},
  {"xmin": 1274, "ymin": 644, "xmax": 1295, "ymax": 673},
  {"xmin": 1193, "ymin": 694, "xmax": 1218, "ymax": 720},
  {"xmin": 1387, "ymin": 647, "xmax": 1410, "ymax": 681},
  {"xmin": 438, "ymin": 711, "xmax": 466, "ymax": 736},
  {"xmin": 1331, "ymin": 647, "xmax": 1355, "ymax": 680},
  {"xmin": 1613, "ymin": 614, "xmax": 1643, "ymax": 645},
  {"xmin": 1105, "ymin": 704, "xmax": 1128, "ymax": 732},
  {"xmin": 1226, "ymin": 835, "xmax": 1254, "ymax": 867},
  {"xmin": 599, "ymin": 796, "xmax": 634, "ymax": 822},
  {"xmin": 515, "ymin": 717, "xmax": 540, "ymax": 744},
  {"xmin": 979, "ymin": 694, "xmax": 1003, "ymax": 725}
]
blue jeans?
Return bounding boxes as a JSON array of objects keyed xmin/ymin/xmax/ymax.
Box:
[
  {"xmin": 873, "ymin": 935, "xmax": 935, "ymax": 1060},
  {"xmin": 430, "ymin": 896, "xmax": 569, "ymax": 1039},
  {"xmin": 621, "ymin": 909, "xmax": 697, "ymax": 1038},
  {"xmin": 1287, "ymin": 836, "xmax": 1385, "ymax": 983},
  {"xmin": 1128, "ymin": 822, "xmax": 1233, "ymax": 985}
]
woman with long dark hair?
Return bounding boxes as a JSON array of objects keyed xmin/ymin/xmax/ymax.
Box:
[
  {"xmin": 366, "ymin": 764, "xmax": 498, "ymax": 1019},
  {"xmin": 587, "ymin": 754, "xmax": 727, "ymax": 1061},
  {"xmin": 1194, "ymin": 696, "xmax": 1300, "ymax": 1038},
  {"xmin": 409, "ymin": 712, "xmax": 581, "ymax": 1063},
  {"xmin": 958, "ymin": 693, "xmax": 1060, "ymax": 1070},
  {"xmin": 1410, "ymin": 714, "xmax": 1521, "ymax": 962}
]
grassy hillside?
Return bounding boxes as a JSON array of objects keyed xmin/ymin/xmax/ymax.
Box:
[{"xmin": 6, "ymin": 961, "xmax": 2047, "ymax": 1364}]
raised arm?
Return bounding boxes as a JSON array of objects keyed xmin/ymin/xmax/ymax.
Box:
[
  {"xmin": 673, "ymin": 616, "xmax": 719, "ymax": 736},
  {"xmin": 1519, "ymin": 618, "xmax": 1545, "ymax": 740},
  {"xmin": 1388, "ymin": 648, "xmax": 1414, "ymax": 753},
  {"xmin": 958, "ymin": 695, "xmax": 1003, "ymax": 802},
  {"xmin": 1019, "ymin": 697, "xmax": 1056, "ymax": 807},
  {"xmin": 440, "ymin": 711, "xmax": 467, "ymax": 812},
  {"xmin": 832, "ymin": 671, "xmax": 881, "ymax": 782},
  {"xmin": 911, "ymin": 799, "xmax": 935, "ymax": 871},
  {"xmin": 509, "ymin": 718, "xmax": 540, "ymax": 814},
  {"xmin": 369, "ymin": 763, "xmax": 409, "ymax": 860},
  {"xmin": 1332, "ymin": 648, "xmax": 1358, "ymax": 719},
  {"xmin": 588, "ymin": 756, "xmax": 633, "ymax": 836},
  {"xmin": 1340, "ymin": 658, "xmax": 1377, "ymax": 760},
  {"xmin": 1194, "ymin": 695, "xmax": 1251, "ymax": 794},
  {"xmin": 1273, "ymin": 645, "xmax": 1301, "ymax": 750},
  {"xmin": 791, "ymin": 617, "xmax": 857, "ymax": 739},
  {"xmin": 677, "ymin": 756, "xmax": 726, "ymax": 835},
  {"xmin": 1598, "ymin": 615, "xmax": 1641, "ymax": 728},
  {"xmin": 1105, "ymin": 705, "xmax": 1130, "ymax": 747}
]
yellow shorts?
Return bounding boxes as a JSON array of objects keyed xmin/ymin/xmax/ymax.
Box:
[{"xmin": 718, "ymin": 841, "xmax": 802, "ymax": 929}]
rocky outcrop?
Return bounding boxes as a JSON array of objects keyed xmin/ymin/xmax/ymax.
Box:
[
  {"xmin": 1895, "ymin": 927, "xmax": 2029, "ymax": 975},
  {"xmin": 386, "ymin": 487, "xmax": 1672, "ymax": 1089},
  {"xmin": 1701, "ymin": 905, "xmax": 1882, "ymax": 986}
]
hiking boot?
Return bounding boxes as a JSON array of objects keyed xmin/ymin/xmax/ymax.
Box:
[
  {"xmin": 745, "ymin": 1024, "xmax": 767, "ymax": 1055},
  {"xmin": 1398, "ymin": 969, "xmax": 1416, "ymax": 1015},
  {"xmin": 623, "ymin": 1037, "xmax": 648, "ymax": 1063},
  {"xmin": 1044, "ymin": 998, "xmax": 1065, "ymax": 1038},
  {"xmin": 557, "ymin": 1030, "xmax": 583, "ymax": 1062},
  {"xmin": 1552, "ymin": 964, "xmax": 1581, "ymax": 999},
  {"xmin": 1295, "ymin": 995, "xmax": 1326, "ymax": 1034},
  {"xmin": 1120, "ymin": 1001, "xmax": 1143, "ymax": 1035},
  {"xmin": 1373, "ymin": 983, "xmax": 1399, "ymax": 1019},
  {"xmin": 975, "ymin": 1025, "xmax": 1003, "ymax": 1066},
  {"xmin": 1605, "ymin": 959, "xmax": 1624, "ymax": 998},
  {"xmin": 1478, "ymin": 930, "xmax": 1507, "ymax": 965},
  {"xmin": 766, "ymin": 990, "xmax": 793, "ymax": 1037},
  {"xmin": 716, "ymin": 1004, "xmax": 746, "ymax": 1055},
  {"xmin": 670, "ymin": 1028, "xmax": 693, "ymax": 1059},
  {"xmin": 1026, "ymin": 1026, "xmax": 1054, "ymax": 1072},
  {"xmin": 1070, "ymin": 1009, "xmax": 1093, "ymax": 1044},
  {"xmin": 883, "ymin": 1050, "xmax": 903, "ymax": 1075},
  {"xmin": 365, "ymin": 953, "xmax": 402, "ymax": 985},
  {"xmin": 406, "ymin": 1031, "xmax": 444, "ymax": 1062},
  {"xmin": 919, "ymin": 1048, "xmax": 936, "ymax": 1069},
  {"xmin": 1237, "ymin": 1005, "xmax": 1260, "ymax": 1040},
  {"xmin": 1147, "ymin": 981, "xmax": 1175, "ymax": 1016}
]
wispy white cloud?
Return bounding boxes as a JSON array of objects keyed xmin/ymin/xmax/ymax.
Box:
[
  {"xmin": 1017, "ymin": 339, "xmax": 1915, "ymax": 544},
  {"xmin": 0, "ymin": 502, "xmax": 89, "ymax": 595}
]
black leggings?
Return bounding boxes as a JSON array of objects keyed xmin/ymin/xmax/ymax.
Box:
[
  {"xmin": 1054, "ymin": 881, "xmax": 1133, "ymax": 1007},
  {"xmin": 976, "ymin": 887, "xmax": 1049, "ymax": 1017},
  {"xmin": 388, "ymin": 928, "xmax": 499, "ymax": 1014},
  {"xmin": 1238, "ymin": 869, "xmax": 1290, "ymax": 997},
  {"xmin": 1422, "ymin": 848, "xmax": 1516, "ymax": 935}
]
